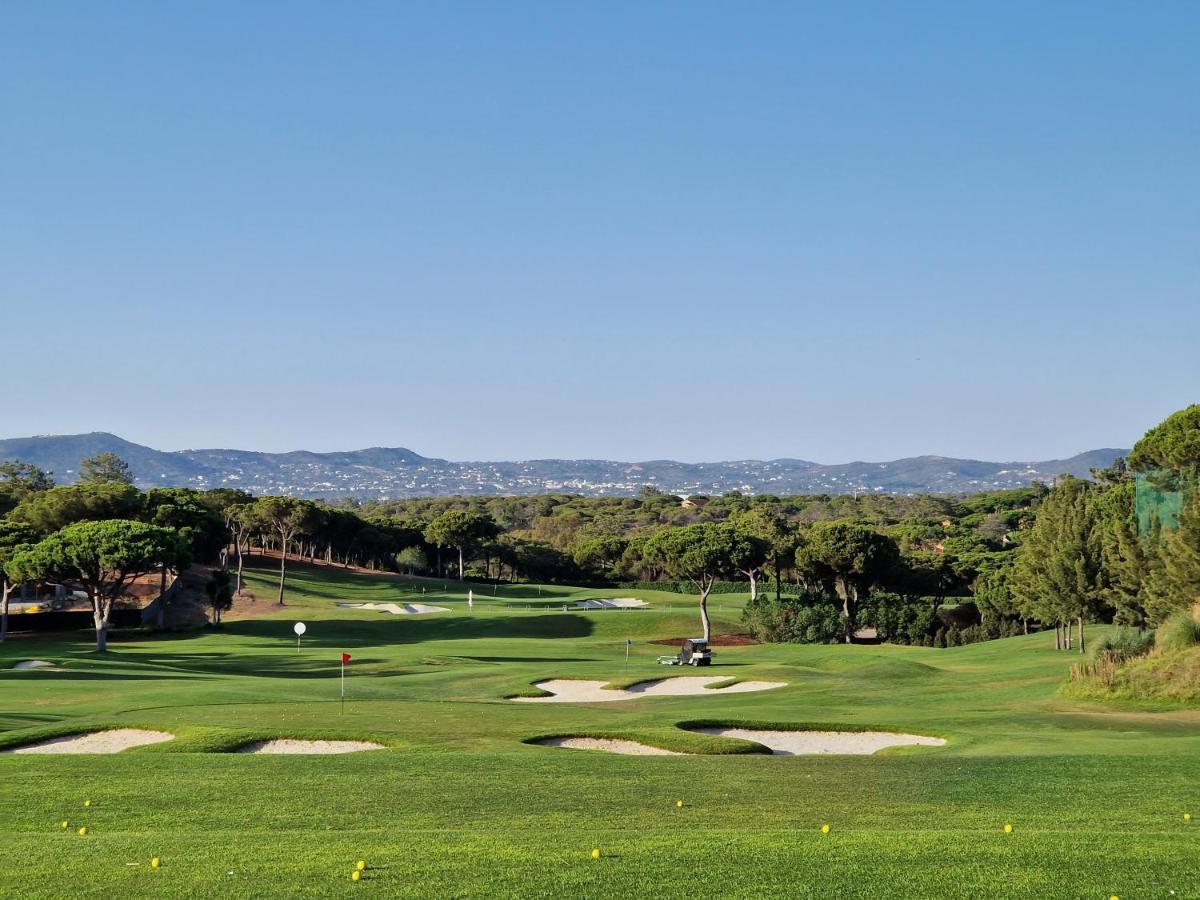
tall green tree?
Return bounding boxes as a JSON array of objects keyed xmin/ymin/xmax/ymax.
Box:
[
  {"xmin": 1009, "ymin": 476, "xmax": 1106, "ymax": 652},
  {"xmin": 728, "ymin": 509, "xmax": 787, "ymax": 602},
  {"xmin": 644, "ymin": 522, "xmax": 748, "ymax": 641},
  {"xmin": 6, "ymin": 520, "xmax": 189, "ymax": 651},
  {"xmin": 250, "ymin": 497, "xmax": 318, "ymax": 604},
  {"xmin": 1127, "ymin": 404, "xmax": 1200, "ymax": 475},
  {"xmin": 794, "ymin": 522, "xmax": 899, "ymax": 640},
  {"xmin": 78, "ymin": 452, "xmax": 135, "ymax": 485},
  {"xmin": 0, "ymin": 521, "xmax": 40, "ymax": 642},
  {"xmin": 0, "ymin": 461, "xmax": 54, "ymax": 516},
  {"xmin": 424, "ymin": 510, "xmax": 499, "ymax": 580},
  {"xmin": 1150, "ymin": 490, "xmax": 1200, "ymax": 622},
  {"xmin": 10, "ymin": 482, "xmax": 144, "ymax": 533}
]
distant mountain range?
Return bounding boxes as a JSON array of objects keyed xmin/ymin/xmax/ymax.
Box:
[{"xmin": 0, "ymin": 432, "xmax": 1128, "ymax": 499}]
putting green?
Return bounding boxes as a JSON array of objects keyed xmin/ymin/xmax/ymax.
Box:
[{"xmin": 0, "ymin": 561, "xmax": 1196, "ymax": 898}]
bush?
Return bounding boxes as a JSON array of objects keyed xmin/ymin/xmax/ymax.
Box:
[
  {"xmin": 1155, "ymin": 609, "xmax": 1200, "ymax": 653},
  {"xmin": 1095, "ymin": 626, "xmax": 1155, "ymax": 662},
  {"xmin": 742, "ymin": 592, "xmax": 845, "ymax": 644}
]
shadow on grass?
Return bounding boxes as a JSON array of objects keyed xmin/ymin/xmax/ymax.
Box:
[{"xmin": 223, "ymin": 614, "xmax": 594, "ymax": 645}]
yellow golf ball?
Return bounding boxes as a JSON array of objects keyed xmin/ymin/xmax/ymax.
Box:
[
  {"xmin": 78, "ymin": 826, "xmax": 88, "ymax": 836},
  {"xmin": 151, "ymin": 857, "xmax": 161, "ymax": 869},
  {"xmin": 1109, "ymin": 895, "xmax": 1119, "ymax": 900},
  {"xmin": 60, "ymin": 821, "xmax": 69, "ymax": 830},
  {"xmin": 676, "ymin": 800, "xmax": 684, "ymax": 808},
  {"xmin": 1004, "ymin": 823, "xmax": 1013, "ymax": 834},
  {"xmin": 821, "ymin": 824, "xmax": 830, "ymax": 834},
  {"xmin": 351, "ymin": 870, "xmax": 361, "ymax": 882},
  {"xmin": 1185, "ymin": 813, "xmax": 1193, "ymax": 822},
  {"xmin": 356, "ymin": 860, "xmax": 366, "ymax": 871},
  {"xmin": 591, "ymin": 848, "xmax": 601, "ymax": 859},
  {"xmin": 83, "ymin": 800, "xmax": 92, "ymax": 808}
]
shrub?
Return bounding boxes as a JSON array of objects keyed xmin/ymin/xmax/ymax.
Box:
[
  {"xmin": 1095, "ymin": 626, "xmax": 1155, "ymax": 662},
  {"xmin": 742, "ymin": 592, "xmax": 845, "ymax": 644},
  {"xmin": 1155, "ymin": 609, "xmax": 1200, "ymax": 653}
]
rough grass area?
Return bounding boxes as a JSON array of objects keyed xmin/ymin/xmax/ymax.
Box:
[{"xmin": 1, "ymin": 559, "xmax": 1197, "ymax": 898}]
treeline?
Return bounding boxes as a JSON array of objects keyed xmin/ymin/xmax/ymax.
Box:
[{"xmin": 3, "ymin": 404, "xmax": 1198, "ymax": 654}]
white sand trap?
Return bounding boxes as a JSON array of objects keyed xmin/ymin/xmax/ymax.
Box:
[
  {"xmin": 337, "ymin": 602, "xmax": 449, "ymax": 615},
  {"xmin": 237, "ymin": 739, "xmax": 384, "ymax": 754},
  {"xmin": 533, "ymin": 736, "xmax": 683, "ymax": 756},
  {"xmin": 574, "ymin": 598, "xmax": 648, "ymax": 609},
  {"xmin": 513, "ymin": 677, "xmax": 786, "ymax": 703},
  {"xmin": 7, "ymin": 729, "xmax": 174, "ymax": 754},
  {"xmin": 691, "ymin": 727, "xmax": 945, "ymax": 755},
  {"xmin": 13, "ymin": 659, "xmax": 59, "ymax": 670}
]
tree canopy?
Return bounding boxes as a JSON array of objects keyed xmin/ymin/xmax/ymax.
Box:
[{"xmin": 6, "ymin": 520, "xmax": 189, "ymax": 651}]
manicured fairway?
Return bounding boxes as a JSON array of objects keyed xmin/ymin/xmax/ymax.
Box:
[{"xmin": 1, "ymin": 562, "xmax": 1197, "ymax": 898}]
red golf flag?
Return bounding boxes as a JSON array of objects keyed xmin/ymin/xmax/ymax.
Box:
[{"xmin": 341, "ymin": 652, "xmax": 351, "ymax": 664}]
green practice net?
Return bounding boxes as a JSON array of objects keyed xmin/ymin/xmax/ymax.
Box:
[{"xmin": 1135, "ymin": 471, "xmax": 1184, "ymax": 535}]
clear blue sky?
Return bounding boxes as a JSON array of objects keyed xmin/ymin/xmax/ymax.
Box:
[{"xmin": 2, "ymin": 2, "xmax": 1197, "ymax": 463}]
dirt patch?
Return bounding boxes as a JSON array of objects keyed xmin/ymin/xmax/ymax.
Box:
[
  {"xmin": 6, "ymin": 729, "xmax": 174, "ymax": 754},
  {"xmin": 532, "ymin": 737, "xmax": 683, "ymax": 755},
  {"xmin": 688, "ymin": 727, "xmax": 945, "ymax": 755},
  {"xmin": 512, "ymin": 677, "xmax": 786, "ymax": 703},
  {"xmin": 651, "ymin": 634, "xmax": 759, "ymax": 647},
  {"xmin": 236, "ymin": 739, "xmax": 384, "ymax": 754}
]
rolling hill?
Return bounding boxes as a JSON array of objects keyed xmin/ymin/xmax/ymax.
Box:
[{"xmin": 0, "ymin": 432, "xmax": 1128, "ymax": 498}]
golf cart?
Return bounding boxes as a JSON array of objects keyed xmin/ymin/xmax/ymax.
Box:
[{"xmin": 656, "ymin": 637, "xmax": 712, "ymax": 667}]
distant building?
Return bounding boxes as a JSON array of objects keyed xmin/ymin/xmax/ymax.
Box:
[{"xmin": 680, "ymin": 496, "xmax": 710, "ymax": 509}]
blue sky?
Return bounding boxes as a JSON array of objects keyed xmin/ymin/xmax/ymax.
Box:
[{"xmin": 2, "ymin": 2, "xmax": 1197, "ymax": 462}]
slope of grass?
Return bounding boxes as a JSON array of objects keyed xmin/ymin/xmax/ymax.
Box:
[{"xmin": 0, "ymin": 560, "xmax": 1197, "ymax": 898}]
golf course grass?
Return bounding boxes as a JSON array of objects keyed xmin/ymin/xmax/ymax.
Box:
[{"xmin": 1, "ymin": 561, "xmax": 1197, "ymax": 898}]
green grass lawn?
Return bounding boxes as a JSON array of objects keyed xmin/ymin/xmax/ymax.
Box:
[{"xmin": 1, "ymin": 561, "xmax": 1197, "ymax": 898}]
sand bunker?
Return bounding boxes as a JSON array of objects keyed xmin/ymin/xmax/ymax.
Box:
[
  {"xmin": 689, "ymin": 727, "xmax": 945, "ymax": 755},
  {"xmin": 337, "ymin": 602, "xmax": 449, "ymax": 615},
  {"xmin": 574, "ymin": 598, "xmax": 648, "ymax": 609},
  {"xmin": 513, "ymin": 677, "xmax": 786, "ymax": 703},
  {"xmin": 6, "ymin": 729, "xmax": 174, "ymax": 754},
  {"xmin": 533, "ymin": 736, "xmax": 683, "ymax": 755},
  {"xmin": 13, "ymin": 659, "xmax": 59, "ymax": 670},
  {"xmin": 236, "ymin": 739, "xmax": 384, "ymax": 754}
]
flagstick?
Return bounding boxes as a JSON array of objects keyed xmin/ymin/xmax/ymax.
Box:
[{"xmin": 340, "ymin": 659, "xmax": 345, "ymax": 715}]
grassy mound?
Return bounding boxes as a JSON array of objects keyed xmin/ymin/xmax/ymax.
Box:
[{"xmin": 1066, "ymin": 609, "xmax": 1200, "ymax": 704}]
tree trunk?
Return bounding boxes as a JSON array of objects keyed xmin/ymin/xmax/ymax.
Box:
[
  {"xmin": 0, "ymin": 582, "xmax": 10, "ymax": 642},
  {"xmin": 699, "ymin": 580, "xmax": 712, "ymax": 642},
  {"xmin": 836, "ymin": 577, "xmax": 856, "ymax": 642},
  {"xmin": 458, "ymin": 546, "xmax": 465, "ymax": 580},
  {"xmin": 1065, "ymin": 619, "xmax": 1073, "ymax": 651},
  {"xmin": 93, "ymin": 599, "xmax": 108, "ymax": 652},
  {"xmin": 747, "ymin": 570, "xmax": 757, "ymax": 603},
  {"xmin": 277, "ymin": 536, "xmax": 288, "ymax": 605},
  {"xmin": 235, "ymin": 534, "xmax": 245, "ymax": 595},
  {"xmin": 1078, "ymin": 616, "xmax": 1085, "ymax": 654},
  {"xmin": 156, "ymin": 565, "xmax": 168, "ymax": 630}
]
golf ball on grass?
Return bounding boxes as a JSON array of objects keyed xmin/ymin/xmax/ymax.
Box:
[
  {"xmin": 351, "ymin": 870, "xmax": 361, "ymax": 882},
  {"xmin": 591, "ymin": 848, "xmax": 601, "ymax": 859},
  {"xmin": 83, "ymin": 800, "xmax": 92, "ymax": 808},
  {"xmin": 151, "ymin": 858, "xmax": 161, "ymax": 869},
  {"xmin": 1003, "ymin": 823, "xmax": 1013, "ymax": 834},
  {"xmin": 78, "ymin": 827, "xmax": 88, "ymax": 836},
  {"xmin": 1185, "ymin": 813, "xmax": 1192, "ymax": 822},
  {"xmin": 356, "ymin": 860, "xmax": 366, "ymax": 871},
  {"xmin": 821, "ymin": 825, "xmax": 830, "ymax": 834},
  {"xmin": 676, "ymin": 800, "xmax": 683, "ymax": 808},
  {"xmin": 60, "ymin": 821, "xmax": 69, "ymax": 830}
]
